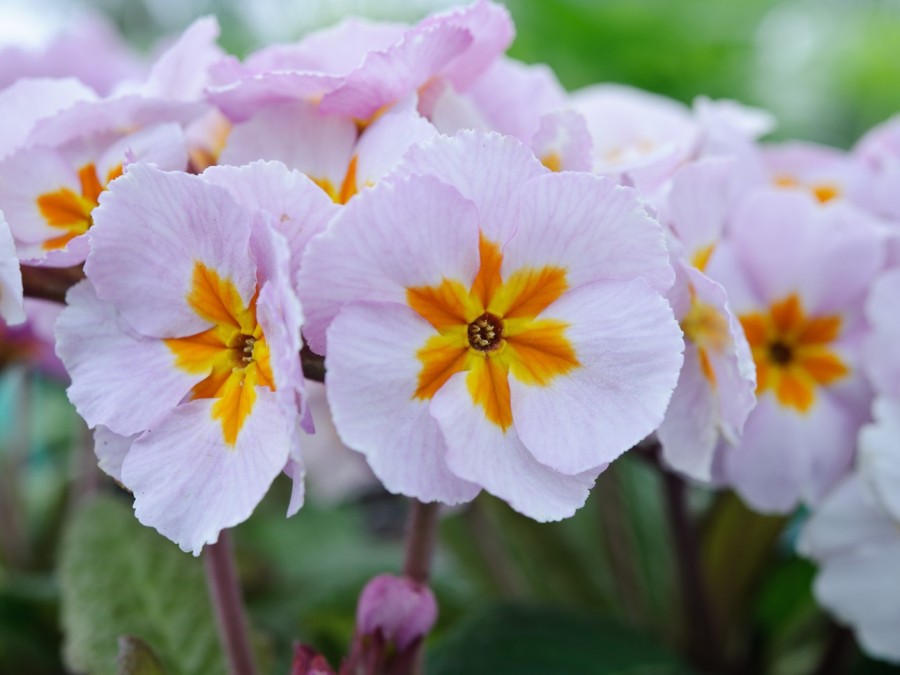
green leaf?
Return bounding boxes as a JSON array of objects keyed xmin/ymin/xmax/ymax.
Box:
[
  {"xmin": 117, "ymin": 636, "xmax": 166, "ymax": 675},
  {"xmin": 425, "ymin": 604, "xmax": 696, "ymax": 675},
  {"xmin": 59, "ymin": 495, "xmax": 227, "ymax": 675}
]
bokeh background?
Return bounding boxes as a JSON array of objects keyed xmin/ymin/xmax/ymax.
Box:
[{"xmin": 2, "ymin": 0, "xmax": 900, "ymax": 674}]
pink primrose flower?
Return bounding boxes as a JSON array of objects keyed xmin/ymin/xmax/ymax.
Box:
[
  {"xmin": 56, "ymin": 165, "xmax": 308, "ymax": 553},
  {"xmin": 298, "ymin": 131, "xmax": 683, "ymax": 520},
  {"xmin": 706, "ymin": 188, "xmax": 885, "ymax": 511},
  {"xmin": 209, "ymin": 1, "xmax": 512, "ymax": 124}
]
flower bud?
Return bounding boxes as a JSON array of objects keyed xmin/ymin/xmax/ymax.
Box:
[
  {"xmin": 290, "ymin": 643, "xmax": 336, "ymax": 675},
  {"xmin": 355, "ymin": 573, "xmax": 438, "ymax": 650}
]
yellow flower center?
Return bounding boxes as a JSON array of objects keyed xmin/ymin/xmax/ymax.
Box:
[
  {"xmin": 165, "ymin": 262, "xmax": 275, "ymax": 446},
  {"xmin": 37, "ymin": 162, "xmax": 123, "ymax": 250},
  {"xmin": 773, "ymin": 175, "xmax": 841, "ymax": 205},
  {"xmin": 406, "ymin": 235, "xmax": 580, "ymax": 431},
  {"xmin": 739, "ymin": 293, "xmax": 848, "ymax": 413}
]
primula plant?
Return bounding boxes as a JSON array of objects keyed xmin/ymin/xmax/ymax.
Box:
[{"xmin": 2, "ymin": 2, "xmax": 900, "ymax": 674}]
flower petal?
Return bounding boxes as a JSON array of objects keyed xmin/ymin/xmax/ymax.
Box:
[
  {"xmin": 122, "ymin": 391, "xmax": 292, "ymax": 555},
  {"xmin": 55, "ymin": 280, "xmax": 199, "ymax": 435},
  {"xmin": 431, "ymin": 371, "xmax": 601, "ymax": 521},
  {"xmin": 325, "ymin": 301, "xmax": 480, "ymax": 504},
  {"xmin": 86, "ymin": 165, "xmax": 257, "ymax": 338},
  {"xmin": 511, "ymin": 279, "xmax": 683, "ymax": 474},
  {"xmin": 298, "ymin": 174, "xmax": 480, "ymax": 354}
]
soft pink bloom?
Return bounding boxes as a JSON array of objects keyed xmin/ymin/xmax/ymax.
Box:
[
  {"xmin": 0, "ymin": 77, "xmax": 96, "ymax": 161},
  {"xmin": 220, "ymin": 96, "xmax": 436, "ymax": 205},
  {"xmin": 762, "ymin": 141, "xmax": 872, "ymax": 207},
  {"xmin": 854, "ymin": 115, "xmax": 900, "ymax": 221},
  {"xmin": 705, "ymin": 188, "xmax": 885, "ymax": 511},
  {"xmin": 209, "ymin": 1, "xmax": 512, "ymax": 123},
  {"xmin": 0, "ymin": 14, "xmax": 143, "ymax": 95},
  {"xmin": 56, "ymin": 165, "xmax": 307, "ymax": 553},
  {"xmin": 298, "ymin": 131, "xmax": 683, "ymax": 520},
  {"xmin": 800, "ymin": 399, "xmax": 900, "ymax": 663},
  {"xmin": 571, "ymin": 84, "xmax": 699, "ymax": 191}
]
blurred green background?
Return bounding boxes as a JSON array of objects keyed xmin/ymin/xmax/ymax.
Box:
[{"xmin": 2, "ymin": 0, "xmax": 900, "ymax": 673}]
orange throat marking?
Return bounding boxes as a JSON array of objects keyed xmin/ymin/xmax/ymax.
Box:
[
  {"xmin": 37, "ymin": 163, "xmax": 122, "ymax": 250},
  {"xmin": 738, "ymin": 293, "xmax": 848, "ymax": 413},
  {"xmin": 164, "ymin": 262, "xmax": 275, "ymax": 446},
  {"xmin": 406, "ymin": 235, "xmax": 580, "ymax": 431}
]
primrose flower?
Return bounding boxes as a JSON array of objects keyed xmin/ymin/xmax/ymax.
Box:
[
  {"xmin": 705, "ymin": 188, "xmax": 884, "ymax": 511},
  {"xmin": 654, "ymin": 159, "xmax": 757, "ymax": 481},
  {"xmin": 56, "ymin": 164, "xmax": 306, "ymax": 553},
  {"xmin": 800, "ymin": 398, "xmax": 900, "ymax": 664},
  {"xmin": 762, "ymin": 141, "xmax": 872, "ymax": 207},
  {"xmin": 209, "ymin": 0, "xmax": 512, "ymax": 124},
  {"xmin": 299, "ymin": 131, "xmax": 683, "ymax": 520},
  {"xmin": 431, "ymin": 58, "xmax": 592, "ymax": 172},
  {"xmin": 220, "ymin": 97, "xmax": 436, "ymax": 205}
]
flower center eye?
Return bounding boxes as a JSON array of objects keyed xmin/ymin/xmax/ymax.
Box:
[
  {"xmin": 768, "ymin": 341, "xmax": 793, "ymax": 365},
  {"xmin": 236, "ymin": 333, "xmax": 257, "ymax": 364},
  {"xmin": 468, "ymin": 312, "xmax": 504, "ymax": 352}
]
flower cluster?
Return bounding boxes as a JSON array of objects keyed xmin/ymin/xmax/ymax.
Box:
[{"xmin": 2, "ymin": 1, "xmax": 900, "ymax": 662}]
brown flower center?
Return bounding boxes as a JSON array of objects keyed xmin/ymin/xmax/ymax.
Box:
[{"xmin": 467, "ymin": 312, "xmax": 504, "ymax": 352}]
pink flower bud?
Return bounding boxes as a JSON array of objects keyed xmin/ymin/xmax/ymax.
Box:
[
  {"xmin": 355, "ymin": 574, "xmax": 438, "ymax": 650},
  {"xmin": 290, "ymin": 643, "xmax": 336, "ymax": 675}
]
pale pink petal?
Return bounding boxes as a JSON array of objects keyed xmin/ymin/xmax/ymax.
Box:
[
  {"xmin": 86, "ymin": 165, "xmax": 257, "ymax": 338},
  {"xmin": 325, "ymin": 301, "xmax": 480, "ymax": 504},
  {"xmin": 462, "ymin": 58, "xmax": 566, "ymax": 141},
  {"xmin": 859, "ymin": 397, "xmax": 900, "ymax": 523},
  {"xmin": 93, "ymin": 425, "xmax": 135, "ymax": 483},
  {"xmin": 55, "ymin": 280, "xmax": 198, "ymax": 435},
  {"xmin": 202, "ymin": 160, "xmax": 339, "ymax": 284},
  {"xmin": 864, "ymin": 269, "xmax": 900, "ymax": 399},
  {"xmin": 431, "ymin": 371, "xmax": 600, "ymax": 521},
  {"xmin": 95, "ymin": 123, "xmax": 189, "ymax": 179},
  {"xmin": 717, "ymin": 393, "xmax": 858, "ymax": 513},
  {"xmin": 0, "ymin": 211, "xmax": 24, "ymax": 325},
  {"xmin": 0, "ymin": 14, "xmax": 142, "ymax": 96},
  {"xmin": 812, "ymin": 537, "xmax": 900, "ymax": 663},
  {"xmin": 658, "ymin": 266, "xmax": 756, "ymax": 482},
  {"xmin": 26, "ymin": 94, "xmax": 206, "ymax": 149},
  {"xmin": 397, "ymin": 130, "xmax": 546, "ymax": 245},
  {"xmin": 0, "ymin": 146, "xmax": 80, "ymax": 248},
  {"xmin": 122, "ymin": 392, "xmax": 293, "ymax": 555},
  {"xmin": 0, "ymin": 77, "xmax": 96, "ymax": 160},
  {"xmin": 727, "ymin": 188, "xmax": 885, "ymax": 315},
  {"xmin": 504, "ymin": 171, "xmax": 674, "ymax": 293},
  {"xmin": 418, "ymin": 0, "xmax": 514, "ymax": 91},
  {"xmin": 799, "ymin": 474, "xmax": 897, "ymax": 558},
  {"xmin": 511, "ymin": 279, "xmax": 683, "ymax": 474},
  {"xmin": 251, "ymin": 217, "xmax": 307, "ymax": 431},
  {"xmin": 219, "ymin": 102, "xmax": 356, "ymax": 190},
  {"xmin": 572, "ymin": 84, "xmax": 698, "ymax": 190},
  {"xmin": 139, "ymin": 17, "xmax": 224, "ymax": 101},
  {"xmin": 298, "ymin": 174, "xmax": 480, "ymax": 354},
  {"xmin": 284, "ymin": 456, "xmax": 306, "ymax": 517},
  {"xmin": 530, "ymin": 109, "xmax": 593, "ymax": 172},
  {"xmin": 318, "ymin": 23, "xmax": 473, "ymax": 119},
  {"xmin": 353, "ymin": 104, "xmax": 438, "ymax": 189},
  {"xmin": 662, "ymin": 157, "xmax": 738, "ymax": 257}
]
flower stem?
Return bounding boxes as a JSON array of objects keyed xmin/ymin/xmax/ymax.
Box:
[
  {"xmin": 661, "ymin": 469, "xmax": 726, "ymax": 674},
  {"xmin": 204, "ymin": 531, "xmax": 258, "ymax": 675},
  {"xmin": 403, "ymin": 500, "xmax": 440, "ymax": 584},
  {"xmin": 398, "ymin": 500, "xmax": 440, "ymax": 675}
]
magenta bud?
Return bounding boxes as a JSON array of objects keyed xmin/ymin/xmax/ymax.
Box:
[
  {"xmin": 355, "ymin": 573, "xmax": 438, "ymax": 650},
  {"xmin": 290, "ymin": 643, "xmax": 336, "ymax": 675}
]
